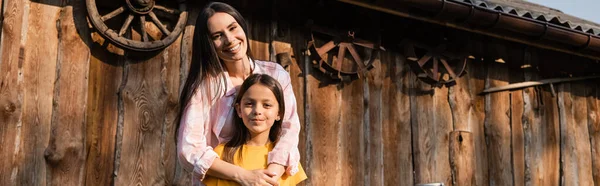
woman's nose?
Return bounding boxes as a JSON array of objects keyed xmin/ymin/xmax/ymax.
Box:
[{"xmin": 223, "ymin": 32, "xmax": 235, "ymax": 45}]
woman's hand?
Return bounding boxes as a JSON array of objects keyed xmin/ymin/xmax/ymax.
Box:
[
  {"xmin": 266, "ymin": 163, "xmax": 285, "ymax": 181},
  {"xmin": 236, "ymin": 169, "xmax": 279, "ymax": 186}
]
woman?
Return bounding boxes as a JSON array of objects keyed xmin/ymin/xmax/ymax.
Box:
[{"xmin": 177, "ymin": 2, "xmax": 301, "ymax": 186}]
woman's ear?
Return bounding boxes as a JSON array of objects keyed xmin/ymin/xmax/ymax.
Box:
[{"xmin": 235, "ymin": 103, "xmax": 242, "ymax": 118}]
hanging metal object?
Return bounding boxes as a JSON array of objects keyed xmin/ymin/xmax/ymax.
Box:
[
  {"xmin": 404, "ymin": 41, "xmax": 467, "ymax": 86},
  {"xmin": 86, "ymin": 0, "xmax": 188, "ymax": 51},
  {"xmin": 307, "ymin": 25, "xmax": 385, "ymax": 81}
]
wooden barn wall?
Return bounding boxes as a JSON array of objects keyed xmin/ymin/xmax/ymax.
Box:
[{"xmin": 1, "ymin": 1, "xmax": 600, "ymax": 186}]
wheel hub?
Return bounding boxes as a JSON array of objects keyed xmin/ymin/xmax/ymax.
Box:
[{"xmin": 126, "ymin": 0, "xmax": 154, "ymax": 14}]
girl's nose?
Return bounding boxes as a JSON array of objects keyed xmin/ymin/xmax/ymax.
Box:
[{"xmin": 224, "ymin": 32, "xmax": 235, "ymax": 45}]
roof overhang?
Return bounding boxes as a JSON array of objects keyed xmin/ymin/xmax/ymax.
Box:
[{"xmin": 339, "ymin": 0, "xmax": 600, "ymax": 60}]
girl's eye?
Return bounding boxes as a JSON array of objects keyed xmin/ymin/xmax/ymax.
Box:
[
  {"xmin": 229, "ymin": 26, "xmax": 237, "ymax": 31},
  {"xmin": 244, "ymin": 102, "xmax": 253, "ymax": 106},
  {"xmin": 264, "ymin": 104, "xmax": 272, "ymax": 108}
]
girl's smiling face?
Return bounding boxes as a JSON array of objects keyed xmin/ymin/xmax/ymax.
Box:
[
  {"xmin": 235, "ymin": 84, "xmax": 281, "ymax": 137},
  {"xmin": 207, "ymin": 12, "xmax": 248, "ymax": 63}
]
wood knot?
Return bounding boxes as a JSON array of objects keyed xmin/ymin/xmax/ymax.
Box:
[{"xmin": 4, "ymin": 102, "xmax": 16, "ymax": 113}]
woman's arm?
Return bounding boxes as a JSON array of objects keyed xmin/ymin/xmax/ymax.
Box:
[
  {"xmin": 177, "ymin": 89, "xmax": 220, "ymax": 180},
  {"xmin": 268, "ymin": 66, "xmax": 302, "ymax": 176}
]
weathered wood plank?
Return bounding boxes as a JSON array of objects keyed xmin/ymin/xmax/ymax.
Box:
[
  {"xmin": 115, "ymin": 44, "xmax": 169, "ymax": 186},
  {"xmin": 84, "ymin": 32, "xmax": 123, "ymax": 186},
  {"xmin": 0, "ymin": 0, "xmax": 26, "ymax": 184},
  {"xmin": 466, "ymin": 35, "xmax": 489, "ymax": 186},
  {"xmin": 382, "ymin": 52, "xmax": 413, "ymax": 186},
  {"xmin": 248, "ymin": 19, "xmax": 270, "ymax": 61},
  {"xmin": 558, "ymin": 83, "xmax": 593, "ymax": 186},
  {"xmin": 484, "ymin": 61, "xmax": 513, "ymax": 186},
  {"xmin": 587, "ymin": 82, "xmax": 600, "ymax": 185},
  {"xmin": 18, "ymin": 2, "xmax": 61, "ymax": 185},
  {"xmin": 340, "ymin": 77, "xmax": 366, "ymax": 186},
  {"xmin": 450, "ymin": 131, "xmax": 474, "ymax": 186},
  {"xmin": 45, "ymin": 2, "xmax": 91, "ymax": 185},
  {"xmin": 411, "ymin": 72, "xmax": 453, "ymax": 186},
  {"xmin": 170, "ymin": 6, "xmax": 198, "ymax": 185},
  {"xmin": 305, "ymin": 63, "xmax": 342, "ymax": 186},
  {"xmin": 366, "ymin": 51, "xmax": 383, "ymax": 186},
  {"xmin": 522, "ymin": 48, "xmax": 560, "ymax": 186},
  {"xmin": 507, "ymin": 43, "xmax": 525, "ymax": 186},
  {"xmin": 162, "ymin": 35, "xmax": 183, "ymax": 185},
  {"xmin": 271, "ymin": 23, "xmax": 308, "ymax": 185}
]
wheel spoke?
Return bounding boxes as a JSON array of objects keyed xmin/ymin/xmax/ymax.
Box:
[
  {"xmin": 149, "ymin": 12, "xmax": 171, "ymax": 35},
  {"xmin": 433, "ymin": 57, "xmax": 439, "ymax": 81},
  {"xmin": 335, "ymin": 44, "xmax": 347, "ymax": 73},
  {"xmin": 154, "ymin": 5, "xmax": 181, "ymax": 15},
  {"xmin": 140, "ymin": 16, "xmax": 148, "ymax": 42},
  {"xmin": 119, "ymin": 14, "xmax": 135, "ymax": 37},
  {"xmin": 102, "ymin": 6, "xmax": 125, "ymax": 21},
  {"xmin": 417, "ymin": 53, "xmax": 433, "ymax": 66},
  {"xmin": 440, "ymin": 58, "xmax": 457, "ymax": 79},
  {"xmin": 317, "ymin": 41, "xmax": 336, "ymax": 56},
  {"xmin": 346, "ymin": 44, "xmax": 367, "ymax": 78}
]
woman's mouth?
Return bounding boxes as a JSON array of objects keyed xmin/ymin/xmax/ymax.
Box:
[{"xmin": 225, "ymin": 43, "xmax": 241, "ymax": 52}]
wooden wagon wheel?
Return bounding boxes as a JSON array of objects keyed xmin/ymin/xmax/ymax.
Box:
[
  {"xmin": 307, "ymin": 26, "xmax": 384, "ymax": 81},
  {"xmin": 86, "ymin": 0, "xmax": 188, "ymax": 52},
  {"xmin": 405, "ymin": 42, "xmax": 467, "ymax": 86}
]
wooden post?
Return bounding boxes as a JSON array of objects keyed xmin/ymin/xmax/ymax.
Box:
[
  {"xmin": 450, "ymin": 131, "xmax": 474, "ymax": 186},
  {"xmin": 587, "ymin": 83, "xmax": 600, "ymax": 185}
]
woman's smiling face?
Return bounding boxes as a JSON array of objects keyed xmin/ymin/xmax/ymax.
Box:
[{"xmin": 207, "ymin": 12, "xmax": 248, "ymax": 63}]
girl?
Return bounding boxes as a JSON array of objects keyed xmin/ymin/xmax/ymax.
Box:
[
  {"xmin": 203, "ymin": 74, "xmax": 306, "ymax": 186},
  {"xmin": 177, "ymin": 2, "xmax": 301, "ymax": 185}
]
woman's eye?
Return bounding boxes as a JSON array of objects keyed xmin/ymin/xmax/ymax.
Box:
[
  {"xmin": 211, "ymin": 34, "xmax": 221, "ymax": 40},
  {"xmin": 229, "ymin": 26, "xmax": 237, "ymax": 31}
]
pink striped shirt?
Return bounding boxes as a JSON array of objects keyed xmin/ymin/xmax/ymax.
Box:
[{"xmin": 177, "ymin": 60, "xmax": 301, "ymax": 185}]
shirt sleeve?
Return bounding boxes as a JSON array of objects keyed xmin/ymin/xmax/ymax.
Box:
[
  {"xmin": 268, "ymin": 66, "xmax": 302, "ymax": 176},
  {"xmin": 177, "ymin": 85, "xmax": 219, "ymax": 180}
]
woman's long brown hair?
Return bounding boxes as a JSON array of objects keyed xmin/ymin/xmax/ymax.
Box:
[
  {"xmin": 176, "ymin": 2, "xmax": 254, "ymax": 142},
  {"xmin": 222, "ymin": 74, "xmax": 285, "ymax": 164}
]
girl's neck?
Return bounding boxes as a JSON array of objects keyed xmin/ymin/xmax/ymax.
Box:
[
  {"xmin": 246, "ymin": 131, "xmax": 270, "ymax": 146},
  {"xmin": 223, "ymin": 57, "xmax": 251, "ymax": 80}
]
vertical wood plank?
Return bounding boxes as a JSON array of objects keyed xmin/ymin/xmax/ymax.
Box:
[
  {"xmin": 558, "ymin": 83, "xmax": 594, "ymax": 186},
  {"xmin": 271, "ymin": 24, "xmax": 308, "ymax": 185},
  {"xmin": 45, "ymin": 2, "xmax": 91, "ymax": 185},
  {"xmin": 484, "ymin": 61, "xmax": 513, "ymax": 186},
  {"xmin": 522, "ymin": 48, "xmax": 560, "ymax": 186},
  {"xmin": 411, "ymin": 75, "xmax": 453, "ymax": 185},
  {"xmin": 162, "ymin": 35, "xmax": 183, "ymax": 185},
  {"xmin": 450, "ymin": 131, "xmax": 475, "ymax": 186},
  {"xmin": 367, "ymin": 52, "xmax": 383, "ymax": 186},
  {"xmin": 248, "ymin": 19, "xmax": 270, "ymax": 61},
  {"xmin": 18, "ymin": 2, "xmax": 61, "ymax": 185},
  {"xmin": 587, "ymin": 83, "xmax": 600, "ymax": 185},
  {"xmin": 115, "ymin": 52, "xmax": 168, "ymax": 185},
  {"xmin": 306, "ymin": 65, "xmax": 342, "ymax": 186},
  {"xmin": 0, "ymin": 0, "xmax": 26, "ymax": 184},
  {"xmin": 171, "ymin": 6, "xmax": 199, "ymax": 186},
  {"xmin": 507, "ymin": 43, "xmax": 525, "ymax": 186},
  {"xmin": 466, "ymin": 34, "xmax": 489, "ymax": 186},
  {"xmin": 382, "ymin": 52, "xmax": 413, "ymax": 186},
  {"xmin": 340, "ymin": 78, "xmax": 366, "ymax": 186},
  {"xmin": 84, "ymin": 33, "xmax": 123, "ymax": 186}
]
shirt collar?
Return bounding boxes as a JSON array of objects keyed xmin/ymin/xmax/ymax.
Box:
[{"xmin": 223, "ymin": 58, "xmax": 257, "ymax": 97}]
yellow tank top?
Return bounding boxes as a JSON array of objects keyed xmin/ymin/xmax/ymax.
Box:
[{"xmin": 203, "ymin": 143, "xmax": 307, "ymax": 186}]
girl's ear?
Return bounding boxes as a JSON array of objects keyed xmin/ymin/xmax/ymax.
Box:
[{"xmin": 235, "ymin": 103, "xmax": 242, "ymax": 118}]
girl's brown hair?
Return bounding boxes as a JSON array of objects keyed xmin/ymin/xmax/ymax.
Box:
[{"xmin": 223, "ymin": 74, "xmax": 285, "ymax": 163}]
